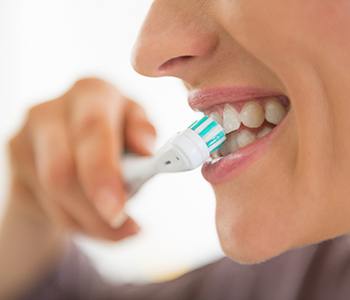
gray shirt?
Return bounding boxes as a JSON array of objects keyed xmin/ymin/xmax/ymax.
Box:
[{"xmin": 21, "ymin": 235, "xmax": 350, "ymax": 300}]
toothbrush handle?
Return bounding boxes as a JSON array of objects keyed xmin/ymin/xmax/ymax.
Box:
[{"xmin": 121, "ymin": 154, "xmax": 156, "ymax": 197}]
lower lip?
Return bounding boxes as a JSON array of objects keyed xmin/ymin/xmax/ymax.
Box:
[{"xmin": 202, "ymin": 116, "xmax": 289, "ymax": 185}]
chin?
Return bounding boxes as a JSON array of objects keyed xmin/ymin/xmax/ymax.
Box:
[
  {"xmin": 217, "ymin": 221, "xmax": 291, "ymax": 264},
  {"xmin": 215, "ymin": 198, "xmax": 294, "ymax": 264}
]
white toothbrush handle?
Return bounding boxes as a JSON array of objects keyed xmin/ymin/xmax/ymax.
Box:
[
  {"xmin": 121, "ymin": 154, "xmax": 157, "ymax": 197},
  {"xmin": 121, "ymin": 128, "xmax": 212, "ymax": 196}
]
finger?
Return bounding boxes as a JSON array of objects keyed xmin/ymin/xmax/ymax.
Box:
[
  {"xmin": 38, "ymin": 192, "xmax": 79, "ymax": 232},
  {"xmin": 124, "ymin": 100, "xmax": 157, "ymax": 156},
  {"xmin": 67, "ymin": 79, "xmax": 126, "ymax": 225},
  {"xmin": 30, "ymin": 107, "xmax": 138, "ymax": 240},
  {"xmin": 29, "ymin": 103, "xmax": 84, "ymax": 231},
  {"xmin": 54, "ymin": 188, "xmax": 140, "ymax": 241},
  {"xmin": 7, "ymin": 128, "xmax": 36, "ymax": 188},
  {"xmin": 9, "ymin": 108, "xmax": 77, "ymax": 231}
]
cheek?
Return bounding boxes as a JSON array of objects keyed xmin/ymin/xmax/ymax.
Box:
[
  {"xmin": 239, "ymin": 1, "xmax": 349, "ymax": 61},
  {"xmin": 218, "ymin": 0, "xmax": 346, "ymax": 66},
  {"xmin": 212, "ymin": 129, "xmax": 298, "ymax": 263},
  {"xmin": 213, "ymin": 0, "xmax": 350, "ymax": 263},
  {"xmin": 213, "ymin": 116, "xmax": 349, "ymax": 264},
  {"xmin": 211, "ymin": 116, "xmax": 318, "ymax": 263}
]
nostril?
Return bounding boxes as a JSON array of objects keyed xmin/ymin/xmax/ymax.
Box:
[{"xmin": 158, "ymin": 55, "xmax": 194, "ymax": 72}]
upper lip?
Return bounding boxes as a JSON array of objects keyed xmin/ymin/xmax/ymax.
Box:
[{"xmin": 188, "ymin": 86, "xmax": 283, "ymax": 111}]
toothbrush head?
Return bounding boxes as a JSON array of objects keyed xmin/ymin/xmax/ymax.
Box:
[
  {"xmin": 189, "ymin": 115, "xmax": 226, "ymax": 154},
  {"xmin": 156, "ymin": 115, "xmax": 226, "ymax": 172}
]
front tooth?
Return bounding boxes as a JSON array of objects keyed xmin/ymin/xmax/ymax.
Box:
[
  {"xmin": 265, "ymin": 99, "xmax": 287, "ymax": 125},
  {"xmin": 223, "ymin": 104, "xmax": 241, "ymax": 134},
  {"xmin": 220, "ymin": 133, "xmax": 239, "ymax": 156},
  {"xmin": 236, "ymin": 129, "xmax": 256, "ymax": 148},
  {"xmin": 240, "ymin": 101, "xmax": 265, "ymax": 128},
  {"xmin": 210, "ymin": 112, "xmax": 223, "ymax": 126},
  {"xmin": 257, "ymin": 126, "xmax": 272, "ymax": 138}
]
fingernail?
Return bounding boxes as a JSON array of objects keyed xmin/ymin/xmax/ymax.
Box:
[
  {"xmin": 111, "ymin": 212, "xmax": 128, "ymax": 228},
  {"xmin": 95, "ymin": 189, "xmax": 119, "ymax": 223},
  {"xmin": 141, "ymin": 133, "xmax": 156, "ymax": 154}
]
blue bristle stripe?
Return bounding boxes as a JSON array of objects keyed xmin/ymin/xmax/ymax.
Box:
[
  {"xmin": 188, "ymin": 120, "xmax": 197, "ymax": 128},
  {"xmin": 207, "ymin": 131, "xmax": 225, "ymax": 148},
  {"xmin": 209, "ymin": 135, "xmax": 226, "ymax": 152},
  {"xmin": 206, "ymin": 131, "xmax": 225, "ymax": 148},
  {"xmin": 199, "ymin": 121, "xmax": 217, "ymax": 137},
  {"xmin": 189, "ymin": 115, "xmax": 226, "ymax": 153},
  {"xmin": 209, "ymin": 138, "xmax": 225, "ymax": 152},
  {"xmin": 190, "ymin": 116, "xmax": 209, "ymax": 130}
]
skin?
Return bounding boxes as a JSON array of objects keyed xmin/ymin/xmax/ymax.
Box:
[
  {"xmin": 1, "ymin": 0, "xmax": 350, "ymax": 298},
  {"xmin": 0, "ymin": 79, "xmax": 156, "ymax": 299},
  {"xmin": 133, "ymin": 0, "xmax": 350, "ymax": 263}
]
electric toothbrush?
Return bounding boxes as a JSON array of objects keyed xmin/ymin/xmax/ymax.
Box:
[{"xmin": 122, "ymin": 115, "xmax": 226, "ymax": 196}]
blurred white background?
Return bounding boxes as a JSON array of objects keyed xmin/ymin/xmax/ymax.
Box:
[{"xmin": 0, "ymin": 0, "xmax": 223, "ymax": 282}]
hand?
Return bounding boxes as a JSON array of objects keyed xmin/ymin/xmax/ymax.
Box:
[{"xmin": 7, "ymin": 78, "xmax": 156, "ymax": 242}]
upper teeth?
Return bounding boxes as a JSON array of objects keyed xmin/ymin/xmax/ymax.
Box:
[
  {"xmin": 222, "ymin": 104, "xmax": 241, "ymax": 134},
  {"xmin": 209, "ymin": 98, "xmax": 288, "ymax": 157},
  {"xmin": 265, "ymin": 99, "xmax": 287, "ymax": 125},
  {"xmin": 211, "ymin": 98, "xmax": 287, "ymax": 133},
  {"xmin": 240, "ymin": 101, "xmax": 265, "ymax": 128},
  {"xmin": 210, "ymin": 112, "xmax": 223, "ymax": 125}
]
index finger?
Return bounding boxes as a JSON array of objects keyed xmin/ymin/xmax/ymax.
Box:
[{"xmin": 67, "ymin": 78, "xmax": 127, "ymax": 224}]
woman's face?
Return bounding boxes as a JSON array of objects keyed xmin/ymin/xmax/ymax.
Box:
[{"xmin": 133, "ymin": 0, "xmax": 350, "ymax": 263}]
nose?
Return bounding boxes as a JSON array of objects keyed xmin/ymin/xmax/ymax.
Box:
[{"xmin": 132, "ymin": 1, "xmax": 218, "ymax": 82}]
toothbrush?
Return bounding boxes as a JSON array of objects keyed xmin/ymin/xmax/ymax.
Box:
[{"xmin": 122, "ymin": 115, "xmax": 226, "ymax": 196}]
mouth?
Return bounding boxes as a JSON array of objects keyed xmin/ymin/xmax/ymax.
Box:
[{"xmin": 188, "ymin": 87, "xmax": 290, "ymax": 184}]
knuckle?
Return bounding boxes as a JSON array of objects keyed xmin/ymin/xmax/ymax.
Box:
[
  {"xmin": 74, "ymin": 77, "xmax": 107, "ymax": 89},
  {"xmin": 7, "ymin": 131, "xmax": 26, "ymax": 163},
  {"xmin": 27, "ymin": 103, "xmax": 48, "ymax": 119},
  {"xmin": 73, "ymin": 112, "xmax": 107, "ymax": 140},
  {"xmin": 81, "ymin": 161, "xmax": 120, "ymax": 197},
  {"xmin": 90, "ymin": 153, "xmax": 115, "ymax": 172},
  {"xmin": 69, "ymin": 78, "xmax": 126, "ymax": 113},
  {"xmin": 7, "ymin": 135, "xmax": 19, "ymax": 154},
  {"xmin": 7, "ymin": 136, "xmax": 19, "ymax": 163},
  {"xmin": 26, "ymin": 105, "xmax": 41, "ymax": 123},
  {"xmin": 83, "ymin": 156, "xmax": 117, "ymax": 186},
  {"xmin": 41, "ymin": 155, "xmax": 75, "ymax": 190},
  {"xmin": 73, "ymin": 78, "xmax": 119, "ymax": 99},
  {"xmin": 25, "ymin": 101, "xmax": 57, "ymax": 126}
]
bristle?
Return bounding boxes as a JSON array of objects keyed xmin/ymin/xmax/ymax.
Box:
[
  {"xmin": 189, "ymin": 116, "xmax": 226, "ymax": 154},
  {"xmin": 189, "ymin": 115, "xmax": 209, "ymax": 131},
  {"xmin": 207, "ymin": 131, "xmax": 225, "ymax": 153}
]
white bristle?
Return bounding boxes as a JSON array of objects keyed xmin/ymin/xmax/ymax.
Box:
[{"xmin": 189, "ymin": 116, "xmax": 226, "ymax": 153}]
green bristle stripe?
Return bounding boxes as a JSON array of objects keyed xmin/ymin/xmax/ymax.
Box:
[
  {"xmin": 190, "ymin": 115, "xmax": 209, "ymax": 131},
  {"xmin": 199, "ymin": 121, "xmax": 217, "ymax": 137},
  {"xmin": 188, "ymin": 120, "xmax": 197, "ymax": 128},
  {"xmin": 206, "ymin": 131, "xmax": 225, "ymax": 148}
]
